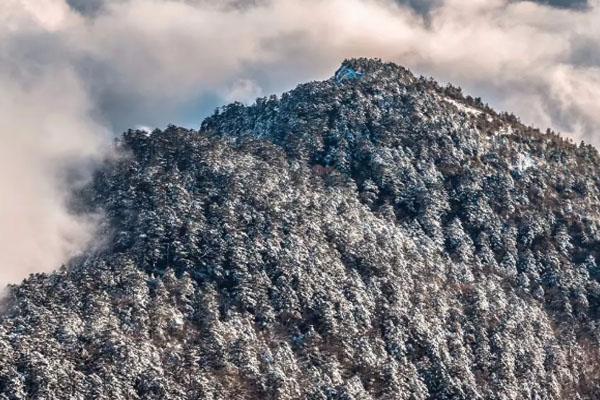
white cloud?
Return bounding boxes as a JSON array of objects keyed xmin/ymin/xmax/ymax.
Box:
[
  {"xmin": 60, "ymin": 0, "xmax": 600, "ymax": 139},
  {"xmin": 2, "ymin": 0, "xmax": 600, "ymax": 286},
  {"xmin": 0, "ymin": 5, "xmax": 108, "ymax": 286},
  {"xmin": 224, "ymin": 79, "xmax": 264, "ymax": 104}
]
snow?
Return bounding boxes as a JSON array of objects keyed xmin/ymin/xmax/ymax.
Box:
[
  {"xmin": 2, "ymin": 58, "xmax": 598, "ymax": 400},
  {"xmin": 512, "ymin": 153, "xmax": 536, "ymax": 172},
  {"xmin": 497, "ymin": 124, "xmax": 515, "ymax": 136},
  {"xmin": 135, "ymin": 125, "xmax": 154, "ymax": 136},
  {"xmin": 443, "ymin": 97, "xmax": 483, "ymax": 116}
]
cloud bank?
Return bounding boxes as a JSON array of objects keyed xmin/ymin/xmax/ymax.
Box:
[{"xmin": 2, "ymin": 0, "xmax": 600, "ymax": 286}]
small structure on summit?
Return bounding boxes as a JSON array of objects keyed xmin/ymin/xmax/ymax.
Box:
[{"xmin": 335, "ymin": 66, "xmax": 364, "ymax": 83}]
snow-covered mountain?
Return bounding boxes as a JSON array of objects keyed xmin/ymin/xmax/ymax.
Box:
[{"xmin": 2, "ymin": 58, "xmax": 600, "ymax": 399}]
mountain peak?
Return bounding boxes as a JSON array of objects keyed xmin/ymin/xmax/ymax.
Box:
[
  {"xmin": 335, "ymin": 57, "xmax": 415, "ymax": 82},
  {"xmin": 2, "ymin": 59, "xmax": 600, "ymax": 399}
]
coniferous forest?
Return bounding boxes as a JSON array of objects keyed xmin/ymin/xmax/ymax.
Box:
[{"xmin": 2, "ymin": 59, "xmax": 600, "ymax": 399}]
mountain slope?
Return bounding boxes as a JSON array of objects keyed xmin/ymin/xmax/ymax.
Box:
[{"xmin": 1, "ymin": 58, "xmax": 600, "ymax": 399}]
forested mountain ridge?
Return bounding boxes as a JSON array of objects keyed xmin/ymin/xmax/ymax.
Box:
[{"xmin": 1, "ymin": 58, "xmax": 600, "ymax": 399}]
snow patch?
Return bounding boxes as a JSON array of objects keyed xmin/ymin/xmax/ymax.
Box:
[
  {"xmin": 497, "ymin": 125, "xmax": 514, "ymax": 136},
  {"xmin": 443, "ymin": 97, "xmax": 482, "ymax": 116},
  {"xmin": 135, "ymin": 125, "xmax": 154, "ymax": 136},
  {"xmin": 512, "ymin": 153, "xmax": 536, "ymax": 172}
]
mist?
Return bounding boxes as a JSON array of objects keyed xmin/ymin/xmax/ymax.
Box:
[{"xmin": 2, "ymin": 0, "xmax": 600, "ymax": 286}]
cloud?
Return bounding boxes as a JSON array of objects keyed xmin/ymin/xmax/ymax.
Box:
[
  {"xmin": 224, "ymin": 79, "xmax": 264, "ymax": 104},
  {"xmin": 2, "ymin": 0, "xmax": 600, "ymax": 286},
  {"xmin": 65, "ymin": 0, "xmax": 107, "ymax": 16},
  {"xmin": 0, "ymin": 0, "xmax": 109, "ymax": 286},
  {"xmin": 55, "ymin": 0, "xmax": 600, "ymax": 137},
  {"xmin": 538, "ymin": 0, "xmax": 588, "ymax": 9}
]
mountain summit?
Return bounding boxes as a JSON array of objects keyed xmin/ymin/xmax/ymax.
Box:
[{"xmin": 2, "ymin": 58, "xmax": 600, "ymax": 399}]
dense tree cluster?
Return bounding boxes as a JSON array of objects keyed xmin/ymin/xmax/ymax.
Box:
[{"xmin": 1, "ymin": 58, "xmax": 600, "ymax": 399}]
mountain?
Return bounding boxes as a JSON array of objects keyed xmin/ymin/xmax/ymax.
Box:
[{"xmin": 2, "ymin": 58, "xmax": 600, "ymax": 399}]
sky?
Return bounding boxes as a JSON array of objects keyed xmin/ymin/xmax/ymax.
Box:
[{"xmin": 1, "ymin": 0, "xmax": 600, "ymax": 286}]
